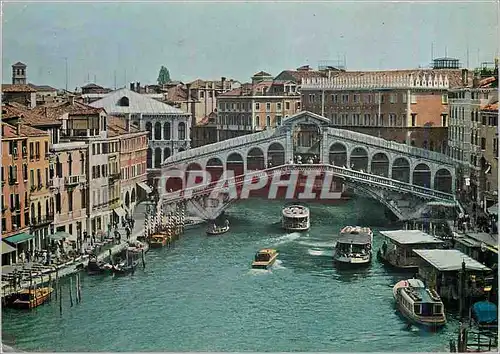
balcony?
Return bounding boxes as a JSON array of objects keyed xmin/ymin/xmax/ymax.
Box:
[
  {"xmin": 64, "ymin": 175, "xmax": 85, "ymax": 186},
  {"xmin": 109, "ymin": 172, "xmax": 121, "ymax": 183},
  {"xmin": 61, "ymin": 128, "xmax": 100, "ymax": 138},
  {"xmin": 30, "ymin": 214, "xmax": 54, "ymax": 229}
]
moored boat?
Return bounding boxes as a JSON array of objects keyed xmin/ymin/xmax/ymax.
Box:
[
  {"xmin": 393, "ymin": 278, "xmax": 446, "ymax": 328},
  {"xmin": 333, "ymin": 226, "xmax": 373, "ymax": 265},
  {"xmin": 149, "ymin": 233, "xmax": 169, "ymax": 248},
  {"xmin": 112, "ymin": 260, "xmax": 139, "ymax": 276},
  {"xmin": 11, "ymin": 287, "xmax": 53, "ymax": 310},
  {"xmin": 206, "ymin": 220, "xmax": 230, "ymax": 236},
  {"xmin": 251, "ymin": 248, "xmax": 279, "ymax": 269},
  {"xmin": 282, "ymin": 204, "xmax": 310, "ymax": 232},
  {"xmin": 87, "ymin": 254, "xmax": 114, "ymax": 275}
]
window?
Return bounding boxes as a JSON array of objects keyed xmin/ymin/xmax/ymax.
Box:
[
  {"xmin": 389, "ymin": 94, "xmax": 396, "ymax": 104},
  {"xmin": 266, "ymin": 116, "xmax": 271, "ymax": 127},
  {"xmin": 277, "ymin": 102, "xmax": 282, "ymax": 111},
  {"xmin": 441, "ymin": 94, "xmax": 448, "ymax": 104},
  {"xmin": 276, "ymin": 115, "xmax": 282, "ymax": 126},
  {"xmin": 364, "ymin": 114, "xmax": 370, "ymax": 126},
  {"xmin": 411, "ymin": 113, "xmax": 417, "ymax": 127},
  {"xmin": 68, "ymin": 190, "xmax": 73, "ymax": 212},
  {"xmin": 255, "ymin": 102, "xmax": 260, "ymax": 110},
  {"xmin": 353, "ymin": 94, "xmax": 359, "ymax": 103},
  {"xmin": 441, "ymin": 114, "xmax": 447, "ymax": 127},
  {"xmin": 285, "ymin": 101, "xmax": 290, "ymax": 110},
  {"xmin": 266, "ymin": 103, "xmax": 271, "ymax": 111},
  {"xmin": 481, "ymin": 137, "xmax": 486, "ymax": 150},
  {"xmin": 1, "ymin": 167, "xmax": 4, "ymax": 182},
  {"xmin": 494, "ymin": 138, "xmax": 498, "ymax": 157},
  {"xmin": 30, "ymin": 169, "xmax": 34, "ymax": 187},
  {"xmin": 55, "ymin": 193, "xmax": 61, "ymax": 213},
  {"xmin": 255, "ymin": 116, "xmax": 260, "ymax": 126},
  {"xmin": 410, "ymin": 94, "xmax": 417, "ymax": 104},
  {"xmin": 332, "ymin": 94, "xmax": 338, "ymax": 103},
  {"xmin": 35, "ymin": 142, "xmax": 40, "ymax": 159},
  {"xmin": 309, "ymin": 94, "xmax": 315, "ymax": 103},
  {"xmin": 178, "ymin": 122, "xmax": 186, "ymax": 140},
  {"xmin": 342, "ymin": 94, "xmax": 349, "ymax": 103},
  {"xmin": 29, "ymin": 142, "xmax": 34, "ymax": 159},
  {"xmin": 402, "ymin": 93, "xmax": 407, "ymax": 103}
]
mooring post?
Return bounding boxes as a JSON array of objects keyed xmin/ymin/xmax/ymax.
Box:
[
  {"xmin": 77, "ymin": 273, "xmax": 82, "ymax": 302},
  {"xmin": 69, "ymin": 277, "xmax": 74, "ymax": 307},
  {"xmin": 74, "ymin": 275, "xmax": 79, "ymax": 304},
  {"xmin": 59, "ymin": 284, "xmax": 62, "ymax": 316},
  {"xmin": 141, "ymin": 249, "xmax": 146, "ymax": 269}
]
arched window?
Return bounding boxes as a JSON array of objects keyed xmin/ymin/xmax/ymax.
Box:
[
  {"xmin": 154, "ymin": 122, "xmax": 162, "ymax": 140},
  {"xmin": 118, "ymin": 97, "xmax": 129, "ymax": 107},
  {"xmin": 255, "ymin": 116, "xmax": 260, "ymax": 127},
  {"xmin": 178, "ymin": 122, "xmax": 186, "ymax": 140},
  {"xmin": 146, "ymin": 148, "xmax": 152, "ymax": 168},
  {"xmin": 266, "ymin": 116, "xmax": 271, "ymax": 127},
  {"xmin": 163, "ymin": 122, "xmax": 171, "ymax": 140},
  {"xmin": 145, "ymin": 122, "xmax": 152, "ymax": 140}
]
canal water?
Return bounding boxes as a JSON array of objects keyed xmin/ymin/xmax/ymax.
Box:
[{"xmin": 2, "ymin": 198, "xmax": 459, "ymax": 352}]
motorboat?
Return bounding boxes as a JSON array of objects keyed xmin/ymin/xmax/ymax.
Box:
[
  {"xmin": 334, "ymin": 226, "xmax": 373, "ymax": 265},
  {"xmin": 251, "ymin": 248, "xmax": 279, "ymax": 269},
  {"xmin": 11, "ymin": 287, "xmax": 53, "ymax": 310},
  {"xmin": 206, "ymin": 220, "xmax": 230, "ymax": 236},
  {"xmin": 87, "ymin": 254, "xmax": 114, "ymax": 275},
  {"xmin": 393, "ymin": 278, "xmax": 446, "ymax": 328},
  {"xmin": 282, "ymin": 205, "xmax": 310, "ymax": 231}
]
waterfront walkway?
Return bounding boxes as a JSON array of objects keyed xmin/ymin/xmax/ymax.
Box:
[{"xmin": 1, "ymin": 202, "xmax": 147, "ymax": 298}]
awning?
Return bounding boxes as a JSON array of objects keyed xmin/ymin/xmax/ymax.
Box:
[
  {"xmin": 487, "ymin": 203, "xmax": 498, "ymax": 215},
  {"xmin": 4, "ymin": 232, "xmax": 34, "ymax": 245},
  {"xmin": 137, "ymin": 182, "xmax": 153, "ymax": 194},
  {"xmin": 114, "ymin": 207, "xmax": 127, "ymax": 218},
  {"xmin": 50, "ymin": 231, "xmax": 72, "ymax": 241},
  {"xmin": 1, "ymin": 241, "xmax": 16, "ymax": 255}
]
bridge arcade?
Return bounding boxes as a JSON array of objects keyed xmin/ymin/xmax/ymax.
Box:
[{"xmin": 163, "ymin": 111, "xmax": 456, "ymax": 195}]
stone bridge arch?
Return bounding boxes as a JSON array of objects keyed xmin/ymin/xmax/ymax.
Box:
[
  {"xmin": 391, "ymin": 156, "xmax": 411, "ymax": 183},
  {"xmin": 247, "ymin": 146, "xmax": 265, "ymax": 171},
  {"xmin": 413, "ymin": 163, "xmax": 431, "ymax": 188},
  {"xmin": 370, "ymin": 151, "xmax": 390, "ymax": 177},
  {"xmin": 329, "ymin": 142, "xmax": 347, "ymax": 167},
  {"xmin": 226, "ymin": 152, "xmax": 245, "ymax": 176},
  {"xmin": 206, "ymin": 156, "xmax": 225, "ymax": 182},
  {"xmin": 267, "ymin": 142, "xmax": 285, "ymax": 167},
  {"xmin": 349, "ymin": 146, "xmax": 369, "ymax": 171},
  {"xmin": 434, "ymin": 168, "xmax": 453, "ymax": 193}
]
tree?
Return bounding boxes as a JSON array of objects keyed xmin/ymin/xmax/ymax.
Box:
[{"xmin": 157, "ymin": 66, "xmax": 171, "ymax": 85}]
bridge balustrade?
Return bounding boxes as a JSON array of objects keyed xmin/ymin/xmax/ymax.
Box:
[{"xmin": 161, "ymin": 164, "xmax": 455, "ymax": 204}]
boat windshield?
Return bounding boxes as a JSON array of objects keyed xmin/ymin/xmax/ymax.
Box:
[
  {"xmin": 336, "ymin": 242, "xmax": 368, "ymax": 254},
  {"xmin": 414, "ymin": 303, "xmax": 437, "ymax": 316},
  {"xmin": 255, "ymin": 253, "xmax": 271, "ymax": 262}
]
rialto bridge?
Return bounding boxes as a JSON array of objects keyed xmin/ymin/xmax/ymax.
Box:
[{"xmin": 160, "ymin": 111, "xmax": 461, "ymax": 221}]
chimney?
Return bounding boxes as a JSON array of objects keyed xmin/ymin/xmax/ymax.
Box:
[
  {"xmin": 130, "ymin": 82, "xmax": 135, "ymax": 91},
  {"xmin": 136, "ymin": 82, "xmax": 141, "ymax": 93},
  {"xmin": 16, "ymin": 122, "xmax": 21, "ymax": 136},
  {"xmin": 221, "ymin": 77, "xmax": 226, "ymax": 91},
  {"xmin": 461, "ymin": 69, "xmax": 469, "ymax": 86},
  {"xmin": 69, "ymin": 95, "xmax": 75, "ymax": 105}
]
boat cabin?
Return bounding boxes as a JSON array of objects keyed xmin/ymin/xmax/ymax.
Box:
[
  {"xmin": 379, "ymin": 230, "xmax": 444, "ymax": 268},
  {"xmin": 336, "ymin": 233, "xmax": 372, "ymax": 255},
  {"xmin": 413, "ymin": 249, "xmax": 493, "ymax": 302},
  {"xmin": 254, "ymin": 249, "xmax": 276, "ymax": 262},
  {"xmin": 282, "ymin": 205, "xmax": 309, "ymax": 229},
  {"xmin": 400, "ymin": 279, "xmax": 444, "ymax": 317}
]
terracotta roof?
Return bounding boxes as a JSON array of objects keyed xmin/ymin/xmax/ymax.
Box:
[
  {"xmin": 218, "ymin": 83, "xmax": 253, "ymax": 97},
  {"xmin": 275, "ymin": 69, "xmax": 327, "ymax": 83},
  {"xmin": 481, "ymin": 101, "xmax": 499, "ymax": 111},
  {"xmin": 31, "ymin": 100, "xmax": 104, "ymax": 121},
  {"xmin": 196, "ymin": 112, "xmax": 217, "ymax": 126},
  {"xmin": 28, "ymin": 83, "xmax": 58, "ymax": 92},
  {"xmin": 253, "ymin": 71, "xmax": 272, "ymax": 77},
  {"xmin": 107, "ymin": 116, "xmax": 145, "ymax": 137},
  {"xmin": 2, "ymin": 84, "xmax": 36, "ymax": 93},
  {"xmin": 166, "ymin": 85, "xmax": 188, "ymax": 101},
  {"xmin": 1, "ymin": 122, "xmax": 49, "ymax": 139},
  {"xmin": 12, "ymin": 62, "xmax": 26, "ymax": 67},
  {"xmin": 2, "ymin": 103, "xmax": 61, "ymax": 127}
]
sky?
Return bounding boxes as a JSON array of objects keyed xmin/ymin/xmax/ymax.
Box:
[{"xmin": 2, "ymin": 1, "xmax": 499, "ymax": 90}]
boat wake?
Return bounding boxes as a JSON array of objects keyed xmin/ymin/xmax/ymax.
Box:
[
  {"xmin": 262, "ymin": 232, "xmax": 301, "ymax": 246},
  {"xmin": 272, "ymin": 259, "xmax": 286, "ymax": 269},
  {"xmin": 307, "ymin": 249, "xmax": 331, "ymax": 257},
  {"xmin": 298, "ymin": 240, "xmax": 335, "ymax": 248},
  {"xmin": 247, "ymin": 268, "xmax": 270, "ymax": 276}
]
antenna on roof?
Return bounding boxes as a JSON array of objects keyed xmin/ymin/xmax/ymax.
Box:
[
  {"xmin": 65, "ymin": 57, "xmax": 68, "ymax": 92},
  {"xmin": 94, "ymin": 74, "xmax": 96, "ymax": 83},
  {"xmin": 114, "ymin": 70, "xmax": 117, "ymax": 90},
  {"xmin": 445, "ymin": 46, "xmax": 448, "ymax": 58},
  {"xmin": 431, "ymin": 42, "xmax": 434, "ymax": 61},
  {"xmin": 466, "ymin": 45, "xmax": 470, "ymax": 68}
]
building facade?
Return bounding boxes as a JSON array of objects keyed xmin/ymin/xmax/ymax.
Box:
[
  {"xmin": 108, "ymin": 117, "xmax": 148, "ymax": 216},
  {"xmin": 50, "ymin": 141, "xmax": 88, "ymax": 240},
  {"xmin": 89, "ymin": 87, "xmax": 191, "ymax": 186},
  {"xmin": 300, "ymin": 66, "xmax": 468, "ymax": 152},
  {"xmin": 478, "ymin": 101, "xmax": 498, "ymax": 210},
  {"xmin": 1, "ymin": 122, "xmax": 51, "ymax": 264}
]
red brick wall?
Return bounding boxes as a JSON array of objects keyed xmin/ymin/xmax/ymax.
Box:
[{"xmin": 412, "ymin": 92, "xmax": 447, "ymax": 127}]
